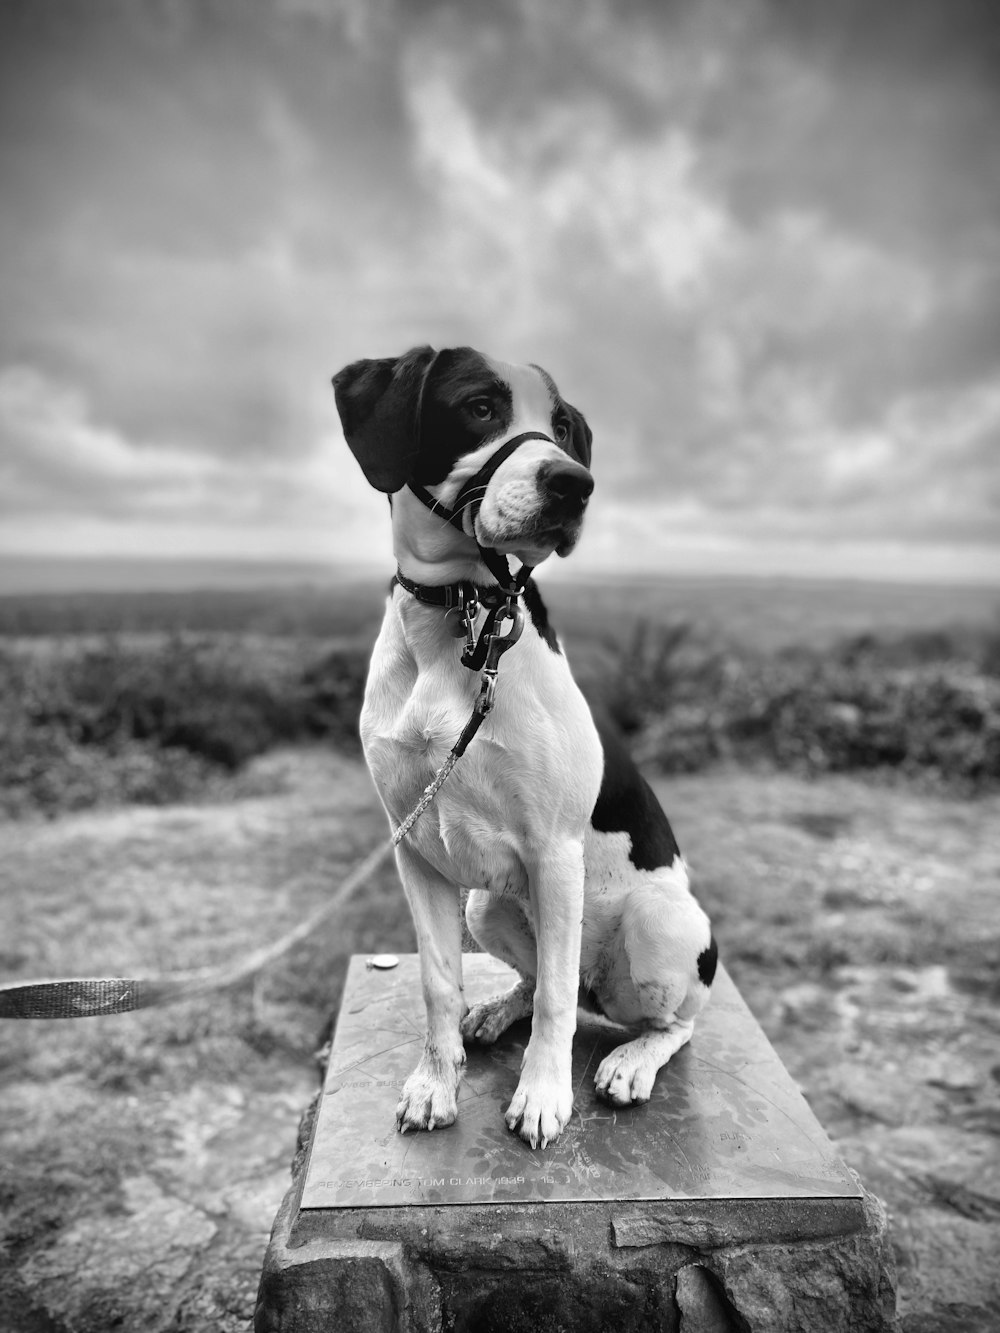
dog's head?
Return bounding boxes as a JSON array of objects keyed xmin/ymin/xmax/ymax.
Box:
[{"xmin": 333, "ymin": 345, "xmax": 594, "ymax": 565}]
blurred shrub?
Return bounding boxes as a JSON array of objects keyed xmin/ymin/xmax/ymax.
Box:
[
  {"xmin": 0, "ymin": 636, "xmax": 368, "ymax": 816},
  {"xmin": 595, "ymin": 620, "xmax": 717, "ymax": 735},
  {"xmin": 604, "ymin": 620, "xmax": 1000, "ymax": 791},
  {"xmin": 298, "ymin": 648, "xmax": 370, "ymax": 743}
]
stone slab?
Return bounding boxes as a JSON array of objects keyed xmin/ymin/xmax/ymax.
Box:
[
  {"xmin": 256, "ymin": 955, "xmax": 898, "ymax": 1333},
  {"xmin": 300, "ymin": 954, "xmax": 860, "ymax": 1211}
]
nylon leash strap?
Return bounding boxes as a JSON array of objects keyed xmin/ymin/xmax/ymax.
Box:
[{"xmin": 0, "ymin": 589, "xmax": 526, "ymax": 1020}]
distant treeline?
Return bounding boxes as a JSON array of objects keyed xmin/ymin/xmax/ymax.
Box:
[
  {"xmin": 1, "ymin": 616, "xmax": 998, "ymax": 816},
  {"xmin": 2, "ymin": 575, "xmax": 998, "ymax": 651}
]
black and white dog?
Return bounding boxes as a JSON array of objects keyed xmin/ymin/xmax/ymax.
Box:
[{"xmin": 334, "ymin": 346, "xmax": 716, "ymax": 1150}]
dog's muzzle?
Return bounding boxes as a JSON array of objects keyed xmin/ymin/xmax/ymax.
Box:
[
  {"xmin": 408, "ymin": 431, "xmax": 558, "ymax": 534},
  {"xmin": 408, "ymin": 430, "xmax": 594, "ymax": 575}
]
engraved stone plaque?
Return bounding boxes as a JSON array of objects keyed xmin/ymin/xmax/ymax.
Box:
[{"xmin": 300, "ymin": 954, "xmax": 860, "ymax": 1210}]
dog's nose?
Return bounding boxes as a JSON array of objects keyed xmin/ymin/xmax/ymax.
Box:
[{"xmin": 541, "ymin": 463, "xmax": 594, "ymax": 508}]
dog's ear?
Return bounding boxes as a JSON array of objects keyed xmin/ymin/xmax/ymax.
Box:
[
  {"xmin": 332, "ymin": 345, "xmax": 437, "ymax": 493},
  {"xmin": 563, "ymin": 401, "xmax": 593, "ymax": 470}
]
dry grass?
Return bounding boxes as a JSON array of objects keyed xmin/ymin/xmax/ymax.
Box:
[
  {"xmin": 0, "ymin": 750, "xmax": 413, "ymax": 1332},
  {"xmin": 0, "ymin": 749, "xmax": 997, "ymax": 1331}
]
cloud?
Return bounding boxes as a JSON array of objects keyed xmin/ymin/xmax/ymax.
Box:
[
  {"xmin": 397, "ymin": 17, "xmax": 999, "ymax": 555},
  {"xmin": 406, "ymin": 50, "xmax": 731, "ymax": 304},
  {"xmin": 0, "ymin": 0, "xmax": 997, "ymax": 580},
  {"xmin": 0, "ymin": 366, "xmax": 223, "ymax": 517},
  {"xmin": 0, "ymin": 363, "xmax": 391, "ymax": 562}
]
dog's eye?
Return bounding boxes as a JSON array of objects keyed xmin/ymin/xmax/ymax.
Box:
[
  {"xmin": 554, "ymin": 419, "xmax": 570, "ymax": 443},
  {"xmin": 467, "ymin": 399, "xmax": 494, "ymax": 421}
]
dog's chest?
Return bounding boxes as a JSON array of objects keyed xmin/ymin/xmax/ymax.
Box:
[
  {"xmin": 361, "ymin": 601, "xmax": 601, "ymax": 891},
  {"xmin": 370, "ymin": 726, "xmax": 534, "ymax": 896}
]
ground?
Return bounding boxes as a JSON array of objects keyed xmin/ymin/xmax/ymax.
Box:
[{"xmin": 0, "ymin": 748, "xmax": 998, "ymax": 1332}]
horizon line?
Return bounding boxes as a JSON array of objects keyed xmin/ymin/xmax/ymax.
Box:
[{"xmin": 1, "ymin": 551, "xmax": 998, "ymax": 596}]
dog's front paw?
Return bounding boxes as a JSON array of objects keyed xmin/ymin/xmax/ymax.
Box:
[
  {"xmin": 396, "ymin": 1052, "xmax": 464, "ymax": 1133},
  {"xmin": 504, "ymin": 1069, "xmax": 573, "ymax": 1149}
]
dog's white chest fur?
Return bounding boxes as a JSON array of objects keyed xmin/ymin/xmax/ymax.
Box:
[{"xmin": 361, "ymin": 593, "xmax": 602, "ymax": 897}]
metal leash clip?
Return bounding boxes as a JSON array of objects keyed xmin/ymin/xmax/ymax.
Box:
[
  {"xmin": 474, "ymin": 602, "xmax": 524, "ymax": 714},
  {"xmin": 444, "ymin": 582, "xmax": 479, "ymax": 642}
]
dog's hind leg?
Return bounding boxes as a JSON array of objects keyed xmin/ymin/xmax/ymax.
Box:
[
  {"xmin": 594, "ymin": 1018, "xmax": 696, "ymax": 1106},
  {"xmin": 394, "ymin": 843, "xmax": 466, "ymax": 1133},
  {"xmin": 461, "ymin": 890, "xmax": 536, "ymax": 1044},
  {"xmin": 593, "ymin": 876, "xmax": 715, "ymax": 1108}
]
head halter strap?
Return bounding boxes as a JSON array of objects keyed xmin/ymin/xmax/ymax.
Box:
[{"xmin": 408, "ymin": 430, "xmax": 555, "ymax": 531}]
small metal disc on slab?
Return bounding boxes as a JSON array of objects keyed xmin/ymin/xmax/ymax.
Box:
[{"xmin": 367, "ymin": 954, "xmax": 400, "ymax": 970}]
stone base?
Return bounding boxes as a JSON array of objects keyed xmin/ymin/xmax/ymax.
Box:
[{"xmin": 255, "ymin": 956, "xmax": 897, "ymax": 1333}]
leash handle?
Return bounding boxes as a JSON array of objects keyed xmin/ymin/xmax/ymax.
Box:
[{"xmin": 0, "ymin": 977, "xmax": 166, "ymax": 1020}]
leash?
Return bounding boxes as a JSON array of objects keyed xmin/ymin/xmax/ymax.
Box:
[
  {"xmin": 0, "ymin": 628, "xmax": 518, "ymax": 1019},
  {"xmin": 0, "ymin": 563, "xmax": 530, "ymax": 1022}
]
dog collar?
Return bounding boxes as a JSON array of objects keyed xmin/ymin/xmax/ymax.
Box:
[
  {"xmin": 393, "ymin": 565, "xmax": 530, "ymax": 611},
  {"xmin": 393, "ymin": 569, "xmax": 479, "ymax": 610}
]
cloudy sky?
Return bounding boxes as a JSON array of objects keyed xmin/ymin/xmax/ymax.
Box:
[{"xmin": 1, "ymin": 0, "xmax": 998, "ymax": 584}]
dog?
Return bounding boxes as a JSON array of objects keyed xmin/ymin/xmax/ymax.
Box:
[{"xmin": 333, "ymin": 345, "xmax": 717, "ymax": 1150}]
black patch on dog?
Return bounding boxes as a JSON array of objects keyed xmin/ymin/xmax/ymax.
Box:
[
  {"xmin": 578, "ymin": 984, "xmax": 607, "ymax": 1018},
  {"xmin": 532, "ymin": 363, "xmax": 592, "ymax": 470},
  {"xmin": 414, "ymin": 347, "xmax": 514, "ymax": 486},
  {"xmin": 590, "ymin": 706, "xmax": 681, "ymax": 871},
  {"xmin": 333, "ymin": 346, "xmax": 437, "ymax": 493},
  {"xmin": 521, "ymin": 579, "xmax": 561, "ymax": 655},
  {"xmin": 697, "ymin": 936, "xmax": 719, "ymax": 987}
]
